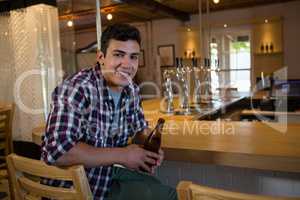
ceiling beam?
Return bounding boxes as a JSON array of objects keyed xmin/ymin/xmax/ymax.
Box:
[
  {"xmin": 59, "ymin": 4, "xmax": 124, "ymax": 20},
  {"xmin": 209, "ymin": 0, "xmax": 300, "ymax": 12},
  {"xmin": 118, "ymin": 0, "xmax": 190, "ymax": 21}
]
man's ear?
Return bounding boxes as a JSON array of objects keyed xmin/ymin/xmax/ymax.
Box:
[{"xmin": 96, "ymin": 51, "xmax": 104, "ymax": 64}]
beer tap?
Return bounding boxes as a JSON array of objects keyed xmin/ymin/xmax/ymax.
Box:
[
  {"xmin": 178, "ymin": 58, "xmax": 191, "ymax": 114},
  {"xmin": 193, "ymin": 58, "xmax": 201, "ymax": 104},
  {"xmin": 163, "ymin": 69, "xmax": 174, "ymax": 113},
  {"xmin": 201, "ymin": 58, "xmax": 212, "ymax": 102}
]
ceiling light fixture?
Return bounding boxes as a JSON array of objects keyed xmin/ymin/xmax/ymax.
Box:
[
  {"xmin": 107, "ymin": 13, "xmax": 113, "ymax": 21},
  {"xmin": 264, "ymin": 19, "xmax": 269, "ymax": 23},
  {"xmin": 67, "ymin": 20, "xmax": 73, "ymax": 27},
  {"xmin": 187, "ymin": 28, "xmax": 191, "ymax": 32},
  {"xmin": 213, "ymin": 0, "xmax": 220, "ymax": 4},
  {"xmin": 224, "ymin": 24, "xmax": 228, "ymax": 28}
]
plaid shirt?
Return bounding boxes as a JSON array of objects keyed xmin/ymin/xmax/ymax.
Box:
[{"xmin": 41, "ymin": 64, "xmax": 148, "ymax": 200}]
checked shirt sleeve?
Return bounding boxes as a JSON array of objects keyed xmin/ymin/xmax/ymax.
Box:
[
  {"xmin": 41, "ymin": 82, "xmax": 89, "ymax": 164},
  {"xmin": 131, "ymin": 88, "xmax": 148, "ymax": 135}
]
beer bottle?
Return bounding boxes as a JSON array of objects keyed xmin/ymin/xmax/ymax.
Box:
[
  {"xmin": 140, "ymin": 118, "xmax": 165, "ymax": 172},
  {"xmin": 143, "ymin": 118, "xmax": 165, "ymax": 154}
]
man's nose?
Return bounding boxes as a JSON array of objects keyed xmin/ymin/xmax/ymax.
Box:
[{"xmin": 121, "ymin": 56, "xmax": 131, "ymax": 68}]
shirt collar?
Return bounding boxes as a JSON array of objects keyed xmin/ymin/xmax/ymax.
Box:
[{"xmin": 93, "ymin": 63, "xmax": 137, "ymax": 100}]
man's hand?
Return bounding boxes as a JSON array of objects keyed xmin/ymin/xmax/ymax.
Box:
[
  {"xmin": 150, "ymin": 148, "xmax": 164, "ymax": 173},
  {"xmin": 156, "ymin": 148, "xmax": 164, "ymax": 166},
  {"xmin": 122, "ymin": 144, "xmax": 160, "ymax": 173}
]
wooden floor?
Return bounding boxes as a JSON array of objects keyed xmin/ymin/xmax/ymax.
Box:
[{"xmin": 0, "ymin": 179, "xmax": 10, "ymax": 200}]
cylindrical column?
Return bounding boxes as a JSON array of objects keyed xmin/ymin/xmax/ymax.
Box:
[
  {"xmin": 206, "ymin": 0, "xmax": 211, "ymax": 60},
  {"xmin": 198, "ymin": 0, "xmax": 203, "ymax": 62},
  {"xmin": 96, "ymin": 0, "xmax": 102, "ymax": 51}
]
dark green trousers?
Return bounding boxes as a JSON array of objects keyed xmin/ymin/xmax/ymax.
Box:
[{"xmin": 106, "ymin": 167, "xmax": 177, "ymax": 200}]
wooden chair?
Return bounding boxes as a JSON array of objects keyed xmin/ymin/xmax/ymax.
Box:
[
  {"xmin": 7, "ymin": 153, "xmax": 93, "ymax": 200},
  {"xmin": 177, "ymin": 181, "xmax": 299, "ymax": 200},
  {"xmin": 0, "ymin": 104, "xmax": 14, "ymax": 199},
  {"xmin": 0, "ymin": 104, "xmax": 14, "ymax": 164}
]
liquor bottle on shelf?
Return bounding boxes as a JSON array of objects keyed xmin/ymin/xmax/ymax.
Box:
[
  {"xmin": 192, "ymin": 51, "xmax": 196, "ymax": 58},
  {"xmin": 260, "ymin": 44, "xmax": 265, "ymax": 53},
  {"xmin": 265, "ymin": 44, "xmax": 269, "ymax": 53},
  {"xmin": 270, "ymin": 43, "xmax": 274, "ymax": 52}
]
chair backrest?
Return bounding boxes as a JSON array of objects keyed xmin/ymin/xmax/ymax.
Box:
[
  {"xmin": 0, "ymin": 104, "xmax": 14, "ymax": 158},
  {"xmin": 177, "ymin": 181, "xmax": 298, "ymax": 200},
  {"xmin": 7, "ymin": 153, "xmax": 93, "ymax": 200}
]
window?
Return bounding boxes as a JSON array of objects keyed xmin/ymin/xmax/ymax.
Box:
[
  {"xmin": 210, "ymin": 32, "xmax": 251, "ymax": 93},
  {"xmin": 229, "ymin": 38, "xmax": 251, "ymax": 92}
]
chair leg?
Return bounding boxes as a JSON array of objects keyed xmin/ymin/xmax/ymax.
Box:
[{"xmin": 8, "ymin": 177, "xmax": 14, "ymax": 200}]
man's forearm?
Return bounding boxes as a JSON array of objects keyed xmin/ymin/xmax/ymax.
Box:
[{"xmin": 55, "ymin": 142, "xmax": 125, "ymax": 168}]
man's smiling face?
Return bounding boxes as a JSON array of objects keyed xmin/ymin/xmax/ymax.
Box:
[{"xmin": 98, "ymin": 39, "xmax": 140, "ymax": 91}]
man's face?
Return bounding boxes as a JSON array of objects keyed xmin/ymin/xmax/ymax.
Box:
[{"xmin": 97, "ymin": 39, "xmax": 140, "ymax": 91}]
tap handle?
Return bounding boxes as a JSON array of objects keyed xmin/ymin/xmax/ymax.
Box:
[
  {"xmin": 180, "ymin": 57, "xmax": 183, "ymax": 68},
  {"xmin": 175, "ymin": 57, "xmax": 179, "ymax": 68}
]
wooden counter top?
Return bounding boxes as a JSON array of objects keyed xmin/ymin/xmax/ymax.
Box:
[
  {"xmin": 160, "ymin": 120, "xmax": 300, "ymax": 173},
  {"xmin": 32, "ymin": 97, "xmax": 300, "ymax": 173},
  {"xmin": 161, "ymin": 120, "xmax": 300, "ymax": 157}
]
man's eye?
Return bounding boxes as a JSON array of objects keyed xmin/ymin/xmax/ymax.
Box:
[
  {"xmin": 114, "ymin": 53, "xmax": 123, "ymax": 57},
  {"xmin": 131, "ymin": 55, "xmax": 138, "ymax": 60}
]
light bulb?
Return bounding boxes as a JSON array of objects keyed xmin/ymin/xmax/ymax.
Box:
[
  {"xmin": 213, "ymin": 0, "xmax": 220, "ymax": 4},
  {"xmin": 67, "ymin": 20, "xmax": 73, "ymax": 27},
  {"xmin": 224, "ymin": 24, "xmax": 228, "ymax": 28},
  {"xmin": 107, "ymin": 13, "xmax": 113, "ymax": 21}
]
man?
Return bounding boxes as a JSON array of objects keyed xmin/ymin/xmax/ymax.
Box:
[{"xmin": 41, "ymin": 24, "xmax": 177, "ymax": 200}]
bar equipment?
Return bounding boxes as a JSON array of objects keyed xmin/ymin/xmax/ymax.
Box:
[
  {"xmin": 163, "ymin": 69, "xmax": 174, "ymax": 113},
  {"xmin": 176, "ymin": 58, "xmax": 191, "ymax": 114},
  {"xmin": 201, "ymin": 58, "xmax": 213, "ymax": 103},
  {"xmin": 193, "ymin": 58, "xmax": 202, "ymax": 104}
]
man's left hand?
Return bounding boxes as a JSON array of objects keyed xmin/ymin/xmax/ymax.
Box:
[{"xmin": 151, "ymin": 148, "xmax": 164, "ymax": 173}]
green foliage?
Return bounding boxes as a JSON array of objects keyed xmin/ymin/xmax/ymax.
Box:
[{"xmin": 231, "ymin": 42, "xmax": 250, "ymax": 52}]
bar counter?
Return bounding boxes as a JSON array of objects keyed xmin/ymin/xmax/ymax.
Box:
[{"xmin": 142, "ymin": 98, "xmax": 300, "ymax": 173}]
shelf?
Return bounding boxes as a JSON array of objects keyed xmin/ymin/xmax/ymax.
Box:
[{"xmin": 254, "ymin": 52, "xmax": 283, "ymax": 56}]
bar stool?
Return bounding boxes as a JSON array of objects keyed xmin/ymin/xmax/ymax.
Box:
[{"xmin": 177, "ymin": 181, "xmax": 298, "ymax": 200}]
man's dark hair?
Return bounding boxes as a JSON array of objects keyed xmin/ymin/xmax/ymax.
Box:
[{"xmin": 101, "ymin": 23, "xmax": 141, "ymax": 55}]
